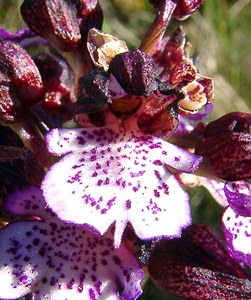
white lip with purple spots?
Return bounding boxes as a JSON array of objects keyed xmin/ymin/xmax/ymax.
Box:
[
  {"xmin": 0, "ymin": 186, "xmax": 143, "ymax": 300},
  {"xmin": 42, "ymin": 116, "xmax": 202, "ymax": 247}
]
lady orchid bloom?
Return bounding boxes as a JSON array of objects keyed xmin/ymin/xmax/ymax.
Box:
[
  {"xmin": 42, "ymin": 106, "xmax": 202, "ymax": 248},
  {"xmin": 41, "ymin": 2, "xmax": 210, "ymax": 248},
  {"xmin": 1, "ymin": 0, "xmax": 250, "ymax": 299}
]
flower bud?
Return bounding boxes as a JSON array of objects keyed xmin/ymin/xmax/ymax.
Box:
[
  {"xmin": 195, "ymin": 112, "xmax": 251, "ymax": 181},
  {"xmin": 148, "ymin": 224, "xmax": 251, "ymax": 299},
  {"xmin": 76, "ymin": 0, "xmax": 103, "ymax": 36},
  {"xmin": 0, "ymin": 40, "xmax": 43, "ymax": 104},
  {"xmin": 109, "ymin": 49, "xmax": 159, "ymax": 96},
  {"xmin": 21, "ymin": 0, "xmax": 80, "ymax": 51},
  {"xmin": 21, "ymin": 0, "xmax": 103, "ymax": 51},
  {"xmin": 172, "ymin": 0, "xmax": 205, "ymax": 20},
  {"xmin": 0, "ymin": 71, "xmax": 23, "ymax": 122},
  {"xmin": 149, "ymin": 0, "xmax": 205, "ymax": 20},
  {"xmin": 0, "ymin": 40, "xmax": 43, "ymax": 122},
  {"xmin": 33, "ymin": 53, "xmax": 76, "ymax": 122}
]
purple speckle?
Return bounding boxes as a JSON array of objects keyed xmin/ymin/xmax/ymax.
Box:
[{"xmin": 126, "ymin": 200, "xmax": 132, "ymax": 209}]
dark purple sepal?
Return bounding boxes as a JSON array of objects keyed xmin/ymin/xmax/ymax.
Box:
[
  {"xmin": 109, "ymin": 49, "xmax": 159, "ymax": 96},
  {"xmin": 224, "ymin": 181, "xmax": 251, "ymax": 217},
  {"xmin": 33, "ymin": 53, "xmax": 76, "ymax": 122},
  {"xmin": 148, "ymin": 224, "xmax": 251, "ymax": 299},
  {"xmin": 77, "ymin": 69, "xmax": 109, "ymax": 114},
  {"xmin": 0, "ymin": 40, "xmax": 43, "ymax": 106},
  {"xmin": 137, "ymin": 92, "xmax": 179, "ymax": 136},
  {"xmin": 76, "ymin": 0, "xmax": 103, "ymax": 37},
  {"xmin": 204, "ymin": 112, "xmax": 251, "ymax": 137},
  {"xmin": 0, "ymin": 71, "xmax": 23, "ymax": 122},
  {"xmin": 173, "ymin": 0, "xmax": 205, "ymax": 20},
  {"xmin": 195, "ymin": 112, "xmax": 251, "ymax": 181},
  {"xmin": 150, "ymin": 0, "xmax": 205, "ymax": 20}
]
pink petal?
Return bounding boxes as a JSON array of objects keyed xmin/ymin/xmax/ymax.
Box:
[
  {"xmin": 222, "ymin": 206, "xmax": 251, "ymax": 268},
  {"xmin": 0, "ymin": 186, "xmax": 143, "ymax": 300},
  {"xmin": 43, "ymin": 127, "xmax": 200, "ymax": 246}
]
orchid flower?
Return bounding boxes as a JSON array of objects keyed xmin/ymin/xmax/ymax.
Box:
[
  {"xmin": 42, "ymin": 108, "xmax": 202, "ymax": 247},
  {"xmin": 0, "ymin": 186, "xmax": 143, "ymax": 300}
]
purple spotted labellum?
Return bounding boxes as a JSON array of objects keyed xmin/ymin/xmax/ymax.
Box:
[
  {"xmin": 195, "ymin": 112, "xmax": 251, "ymax": 181},
  {"xmin": 42, "ymin": 109, "xmax": 202, "ymax": 247},
  {"xmin": 0, "ymin": 186, "xmax": 143, "ymax": 300},
  {"xmin": 148, "ymin": 224, "xmax": 251, "ymax": 299},
  {"xmin": 222, "ymin": 181, "xmax": 251, "ymax": 269}
]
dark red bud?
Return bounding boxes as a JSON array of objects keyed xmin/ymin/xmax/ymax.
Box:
[
  {"xmin": 21, "ymin": 0, "xmax": 81, "ymax": 51},
  {"xmin": 76, "ymin": 0, "xmax": 103, "ymax": 37},
  {"xmin": 203, "ymin": 112, "xmax": 251, "ymax": 137},
  {"xmin": 0, "ymin": 71, "xmax": 23, "ymax": 122},
  {"xmin": 195, "ymin": 112, "xmax": 251, "ymax": 181},
  {"xmin": 34, "ymin": 53, "xmax": 76, "ymax": 122},
  {"xmin": 150, "ymin": 0, "xmax": 205, "ymax": 20},
  {"xmin": 21, "ymin": 0, "xmax": 103, "ymax": 51},
  {"xmin": 148, "ymin": 224, "xmax": 251, "ymax": 299},
  {"xmin": 173, "ymin": 0, "xmax": 205, "ymax": 20},
  {"xmin": 0, "ymin": 40, "xmax": 43, "ymax": 106},
  {"xmin": 109, "ymin": 49, "xmax": 159, "ymax": 96}
]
